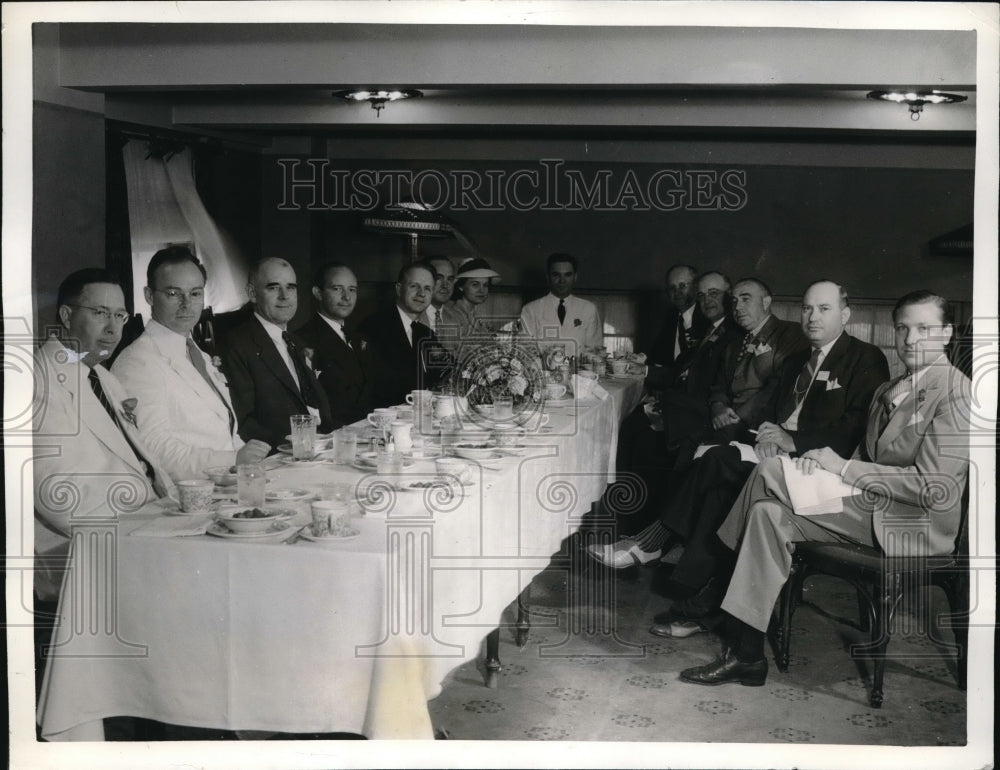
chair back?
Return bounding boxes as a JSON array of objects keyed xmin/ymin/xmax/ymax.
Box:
[{"xmin": 192, "ymin": 306, "xmax": 216, "ymax": 355}]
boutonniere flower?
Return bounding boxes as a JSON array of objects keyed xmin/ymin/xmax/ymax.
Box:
[
  {"xmin": 360, "ymin": 339, "xmax": 368, "ymax": 351},
  {"xmin": 120, "ymin": 397, "xmax": 139, "ymax": 428},
  {"xmin": 210, "ymin": 355, "xmax": 223, "ymax": 369},
  {"xmin": 573, "ymin": 318, "xmax": 582, "ymax": 327},
  {"xmin": 303, "ymin": 347, "xmax": 315, "ymax": 364},
  {"xmin": 754, "ymin": 342, "xmax": 772, "ymax": 356},
  {"xmin": 917, "ymin": 388, "xmax": 927, "ymax": 406}
]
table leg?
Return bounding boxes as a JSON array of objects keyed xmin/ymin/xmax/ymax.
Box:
[
  {"xmin": 515, "ymin": 584, "xmax": 532, "ymax": 648},
  {"xmin": 485, "ymin": 628, "xmax": 501, "ymax": 688}
]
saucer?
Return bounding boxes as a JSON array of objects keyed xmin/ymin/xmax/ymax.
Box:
[
  {"xmin": 543, "ymin": 396, "xmax": 574, "ymax": 406},
  {"xmin": 265, "ymin": 488, "xmax": 315, "ymax": 503},
  {"xmin": 300, "ymin": 526, "xmax": 361, "ymax": 543}
]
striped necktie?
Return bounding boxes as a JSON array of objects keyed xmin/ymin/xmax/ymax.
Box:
[
  {"xmin": 88, "ymin": 367, "xmax": 159, "ymax": 490},
  {"xmin": 793, "ymin": 349, "xmax": 822, "ymax": 406}
]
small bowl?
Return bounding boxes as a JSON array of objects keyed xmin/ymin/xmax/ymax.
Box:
[
  {"xmin": 452, "ymin": 443, "xmax": 499, "ymax": 461},
  {"xmin": 215, "ymin": 507, "xmax": 294, "ymax": 534},
  {"xmin": 204, "ymin": 466, "xmax": 239, "ymax": 486}
]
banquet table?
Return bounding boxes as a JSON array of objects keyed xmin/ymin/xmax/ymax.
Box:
[{"xmin": 37, "ymin": 376, "xmax": 644, "ymax": 741}]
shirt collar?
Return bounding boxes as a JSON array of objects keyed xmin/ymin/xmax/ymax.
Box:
[
  {"xmin": 145, "ymin": 318, "xmax": 191, "ymax": 358},
  {"xmin": 747, "ymin": 314, "xmax": 771, "ymax": 338},
  {"xmin": 254, "ymin": 312, "xmax": 288, "ymax": 347},
  {"xmin": 681, "ymin": 304, "xmax": 696, "ymax": 327},
  {"xmin": 318, "ymin": 313, "xmax": 345, "ymax": 334},
  {"xmin": 548, "ymin": 292, "xmax": 574, "ymax": 305},
  {"xmin": 813, "ymin": 332, "xmax": 842, "ymax": 362},
  {"xmin": 396, "ymin": 303, "xmax": 419, "ymax": 329}
]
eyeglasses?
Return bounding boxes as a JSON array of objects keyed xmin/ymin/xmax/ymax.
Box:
[
  {"xmin": 69, "ymin": 304, "xmax": 131, "ymax": 324},
  {"xmin": 696, "ymin": 289, "xmax": 725, "ymax": 301},
  {"xmin": 153, "ymin": 288, "xmax": 205, "ymax": 304}
]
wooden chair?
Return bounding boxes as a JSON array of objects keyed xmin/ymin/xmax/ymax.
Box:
[{"xmin": 773, "ymin": 487, "xmax": 969, "ymax": 708}]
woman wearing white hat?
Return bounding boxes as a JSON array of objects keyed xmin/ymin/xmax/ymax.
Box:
[{"xmin": 438, "ymin": 257, "xmax": 500, "ymax": 353}]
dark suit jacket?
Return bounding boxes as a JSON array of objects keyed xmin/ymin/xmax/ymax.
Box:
[
  {"xmin": 709, "ymin": 314, "xmax": 807, "ymax": 430},
  {"xmin": 660, "ymin": 316, "xmax": 742, "ymax": 442},
  {"xmin": 295, "ymin": 313, "xmax": 376, "ymax": 428},
  {"xmin": 359, "ymin": 305, "xmax": 450, "ymax": 407},
  {"xmin": 220, "ymin": 316, "xmax": 334, "ymax": 448},
  {"xmin": 648, "ymin": 303, "xmax": 710, "ymax": 369},
  {"xmin": 768, "ymin": 333, "xmax": 890, "ymax": 456}
]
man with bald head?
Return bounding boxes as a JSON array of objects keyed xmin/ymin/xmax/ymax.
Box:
[
  {"xmin": 220, "ymin": 257, "xmax": 333, "ymax": 448},
  {"xmin": 595, "ymin": 282, "xmax": 890, "ymax": 633}
]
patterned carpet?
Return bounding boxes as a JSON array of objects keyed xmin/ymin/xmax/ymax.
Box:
[{"xmin": 426, "ymin": 548, "xmax": 967, "ymax": 746}]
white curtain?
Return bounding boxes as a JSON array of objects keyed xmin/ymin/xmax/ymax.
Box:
[{"xmin": 123, "ymin": 141, "xmax": 247, "ymax": 318}]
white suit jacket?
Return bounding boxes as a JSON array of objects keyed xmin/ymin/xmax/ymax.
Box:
[
  {"xmin": 519, "ymin": 293, "xmax": 603, "ymax": 353},
  {"xmin": 113, "ymin": 320, "xmax": 242, "ymax": 483},
  {"xmin": 33, "ymin": 338, "xmax": 174, "ymax": 599}
]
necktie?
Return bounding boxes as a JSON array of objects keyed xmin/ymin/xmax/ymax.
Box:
[
  {"xmin": 557, "ymin": 299, "xmax": 566, "ymax": 326},
  {"xmin": 186, "ymin": 338, "xmax": 236, "ymax": 434},
  {"xmin": 881, "ymin": 375, "xmax": 911, "ymax": 414},
  {"xmin": 282, "ymin": 332, "xmax": 320, "ymax": 409},
  {"xmin": 435, "ymin": 307, "xmax": 442, "ymax": 328},
  {"xmin": 88, "ymin": 367, "xmax": 158, "ymax": 489},
  {"xmin": 793, "ymin": 349, "xmax": 822, "ymax": 406},
  {"xmin": 735, "ymin": 331, "xmax": 754, "ymax": 365}
]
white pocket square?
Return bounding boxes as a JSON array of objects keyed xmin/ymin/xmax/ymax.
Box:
[
  {"xmin": 908, "ymin": 412, "xmax": 925, "ymax": 427},
  {"xmin": 815, "ymin": 370, "xmax": 830, "ymax": 382},
  {"xmin": 754, "ymin": 343, "xmax": 772, "ymax": 356},
  {"xmin": 825, "ymin": 378, "xmax": 842, "ymax": 391}
]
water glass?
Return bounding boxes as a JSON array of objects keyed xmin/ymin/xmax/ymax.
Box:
[
  {"xmin": 290, "ymin": 414, "xmax": 317, "ymax": 460},
  {"xmin": 236, "ymin": 464, "xmax": 266, "ymax": 508},
  {"xmin": 493, "ymin": 396, "xmax": 514, "ymax": 421},
  {"xmin": 376, "ymin": 447, "xmax": 403, "ymax": 476},
  {"xmin": 333, "ymin": 428, "xmax": 358, "ymax": 464}
]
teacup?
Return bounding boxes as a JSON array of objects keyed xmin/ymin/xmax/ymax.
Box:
[
  {"xmin": 610, "ymin": 359, "xmax": 629, "ymax": 376},
  {"xmin": 578, "ymin": 370, "xmax": 599, "ymax": 381},
  {"xmin": 544, "ymin": 383, "xmax": 567, "ymax": 400},
  {"xmin": 406, "ymin": 389, "xmax": 435, "ymax": 407},
  {"xmin": 493, "ymin": 426, "xmax": 526, "ymax": 448},
  {"xmin": 436, "ymin": 457, "xmax": 473, "ymax": 484},
  {"xmin": 177, "ymin": 479, "xmax": 214, "ymax": 513},
  {"xmin": 367, "ymin": 407, "xmax": 398, "ymax": 430},
  {"xmin": 311, "ymin": 499, "xmax": 350, "ymax": 535}
]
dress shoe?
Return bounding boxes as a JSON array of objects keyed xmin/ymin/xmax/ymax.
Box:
[
  {"xmin": 649, "ymin": 619, "xmax": 710, "ymax": 639},
  {"xmin": 586, "ymin": 540, "xmax": 661, "ymax": 569},
  {"xmin": 679, "ymin": 648, "xmax": 768, "ymax": 687}
]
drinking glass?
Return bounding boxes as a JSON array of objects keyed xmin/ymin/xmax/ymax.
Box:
[
  {"xmin": 236, "ymin": 464, "xmax": 266, "ymax": 508},
  {"xmin": 376, "ymin": 447, "xmax": 403, "ymax": 476},
  {"xmin": 493, "ymin": 396, "xmax": 514, "ymax": 421},
  {"xmin": 333, "ymin": 428, "xmax": 358, "ymax": 465},
  {"xmin": 289, "ymin": 414, "xmax": 316, "ymax": 460}
]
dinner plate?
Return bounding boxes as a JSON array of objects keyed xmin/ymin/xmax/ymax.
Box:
[
  {"xmin": 206, "ymin": 521, "xmax": 297, "ymax": 542},
  {"xmin": 265, "ymin": 488, "xmax": 314, "ymax": 503},
  {"xmin": 299, "ymin": 527, "xmax": 361, "ymax": 544},
  {"xmin": 280, "ymin": 456, "xmax": 334, "ymax": 468},
  {"xmin": 543, "ymin": 396, "xmax": 575, "ymax": 406},
  {"xmin": 604, "ymin": 372, "xmax": 638, "ymax": 380},
  {"xmin": 406, "ymin": 447, "xmax": 442, "ymax": 460},
  {"xmin": 352, "ymin": 452, "xmax": 416, "ymax": 469}
]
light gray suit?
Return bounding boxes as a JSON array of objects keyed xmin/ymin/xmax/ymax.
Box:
[
  {"xmin": 717, "ymin": 361, "xmax": 970, "ymax": 632},
  {"xmin": 33, "ymin": 338, "xmax": 175, "ymax": 599}
]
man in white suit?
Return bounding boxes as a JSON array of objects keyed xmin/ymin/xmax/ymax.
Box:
[
  {"xmin": 113, "ymin": 246, "xmax": 270, "ymax": 483},
  {"xmin": 33, "ymin": 269, "xmax": 176, "ymax": 601},
  {"xmin": 519, "ymin": 253, "xmax": 603, "ymax": 353}
]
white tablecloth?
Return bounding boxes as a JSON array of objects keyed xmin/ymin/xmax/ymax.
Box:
[{"xmin": 37, "ymin": 378, "xmax": 644, "ymax": 740}]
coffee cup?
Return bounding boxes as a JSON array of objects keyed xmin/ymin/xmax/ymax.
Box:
[
  {"xmin": 435, "ymin": 457, "xmax": 473, "ymax": 484},
  {"xmin": 544, "ymin": 383, "xmax": 567, "ymax": 400},
  {"xmin": 406, "ymin": 389, "xmax": 434, "ymax": 406},
  {"xmin": 177, "ymin": 479, "xmax": 214, "ymax": 513},
  {"xmin": 311, "ymin": 499, "xmax": 350, "ymax": 535},
  {"xmin": 610, "ymin": 359, "xmax": 629, "ymax": 376},
  {"xmin": 367, "ymin": 407, "xmax": 398, "ymax": 430}
]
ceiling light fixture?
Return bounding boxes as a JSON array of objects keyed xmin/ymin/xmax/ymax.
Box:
[
  {"xmin": 333, "ymin": 89, "xmax": 423, "ymax": 117},
  {"xmin": 866, "ymin": 90, "xmax": 967, "ymax": 121}
]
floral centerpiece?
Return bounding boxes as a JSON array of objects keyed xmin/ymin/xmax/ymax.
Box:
[{"xmin": 451, "ymin": 323, "xmax": 544, "ymax": 414}]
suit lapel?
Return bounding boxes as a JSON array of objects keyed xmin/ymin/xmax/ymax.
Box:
[
  {"xmin": 251, "ymin": 318, "xmax": 306, "ymax": 407},
  {"xmin": 155, "ymin": 335, "xmax": 234, "ymax": 424},
  {"xmin": 876, "ymin": 367, "xmax": 943, "ymax": 455},
  {"xmin": 85, "ymin": 367, "xmax": 149, "ymax": 477}
]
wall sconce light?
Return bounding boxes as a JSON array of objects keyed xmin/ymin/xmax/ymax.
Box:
[
  {"xmin": 866, "ymin": 90, "xmax": 967, "ymax": 121},
  {"xmin": 333, "ymin": 89, "xmax": 423, "ymax": 117}
]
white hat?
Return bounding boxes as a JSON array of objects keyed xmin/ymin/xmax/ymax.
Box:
[{"xmin": 456, "ymin": 258, "xmax": 500, "ymax": 280}]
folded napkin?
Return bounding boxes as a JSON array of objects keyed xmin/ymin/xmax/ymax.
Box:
[
  {"xmin": 571, "ymin": 373, "xmax": 609, "ymax": 401},
  {"xmin": 130, "ymin": 514, "xmax": 213, "ymax": 538},
  {"xmin": 779, "ymin": 455, "xmax": 855, "ymax": 516}
]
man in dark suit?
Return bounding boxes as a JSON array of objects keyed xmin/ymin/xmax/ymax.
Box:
[
  {"xmin": 295, "ymin": 262, "xmax": 376, "ymax": 428},
  {"xmin": 647, "ymin": 264, "xmax": 710, "ymax": 373},
  {"xmin": 360, "ymin": 260, "xmax": 451, "ymax": 406},
  {"xmin": 220, "ymin": 257, "xmax": 334, "ymax": 449},
  {"xmin": 594, "ymin": 275, "xmax": 806, "ymax": 567},
  {"xmin": 679, "ymin": 290, "xmax": 969, "ymax": 687},
  {"xmin": 643, "ymin": 282, "xmax": 890, "ymax": 631}
]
